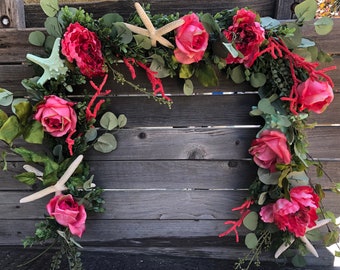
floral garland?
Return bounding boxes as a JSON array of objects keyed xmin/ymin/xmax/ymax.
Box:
[{"xmin": 0, "ymin": 0, "xmax": 339, "ymax": 269}]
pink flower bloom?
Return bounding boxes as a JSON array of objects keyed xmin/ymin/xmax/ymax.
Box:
[
  {"xmin": 297, "ymin": 78, "xmax": 334, "ymax": 114},
  {"xmin": 61, "ymin": 22, "xmax": 105, "ymax": 78},
  {"xmin": 174, "ymin": 13, "xmax": 209, "ymax": 64},
  {"xmin": 223, "ymin": 8, "xmax": 265, "ymax": 67},
  {"xmin": 260, "ymin": 186, "xmax": 319, "ymax": 237},
  {"xmin": 47, "ymin": 194, "xmax": 87, "ymax": 237},
  {"xmin": 249, "ymin": 130, "xmax": 291, "ymax": 172},
  {"xmin": 35, "ymin": 95, "xmax": 77, "ymax": 138}
]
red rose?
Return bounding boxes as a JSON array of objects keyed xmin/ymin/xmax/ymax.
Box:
[
  {"xmin": 61, "ymin": 22, "xmax": 105, "ymax": 78},
  {"xmin": 260, "ymin": 186, "xmax": 319, "ymax": 237},
  {"xmin": 223, "ymin": 8, "xmax": 265, "ymax": 67},
  {"xmin": 34, "ymin": 95, "xmax": 77, "ymax": 137},
  {"xmin": 47, "ymin": 194, "xmax": 87, "ymax": 237},
  {"xmin": 174, "ymin": 13, "xmax": 209, "ymax": 64},
  {"xmin": 249, "ymin": 130, "xmax": 291, "ymax": 172},
  {"xmin": 297, "ymin": 78, "xmax": 334, "ymax": 114}
]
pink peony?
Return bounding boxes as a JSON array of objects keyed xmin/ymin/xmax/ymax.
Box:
[
  {"xmin": 34, "ymin": 95, "xmax": 77, "ymax": 137},
  {"xmin": 249, "ymin": 130, "xmax": 291, "ymax": 172},
  {"xmin": 47, "ymin": 194, "xmax": 87, "ymax": 237},
  {"xmin": 174, "ymin": 13, "xmax": 209, "ymax": 64},
  {"xmin": 223, "ymin": 8, "xmax": 265, "ymax": 67},
  {"xmin": 297, "ymin": 78, "xmax": 334, "ymax": 114},
  {"xmin": 260, "ymin": 186, "xmax": 319, "ymax": 237},
  {"xmin": 61, "ymin": 22, "xmax": 105, "ymax": 78}
]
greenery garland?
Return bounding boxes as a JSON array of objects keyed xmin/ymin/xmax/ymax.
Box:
[{"xmin": 0, "ymin": 0, "xmax": 339, "ymax": 269}]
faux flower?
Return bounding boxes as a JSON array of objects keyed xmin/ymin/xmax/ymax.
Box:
[
  {"xmin": 223, "ymin": 8, "xmax": 265, "ymax": 67},
  {"xmin": 174, "ymin": 13, "xmax": 209, "ymax": 64},
  {"xmin": 61, "ymin": 22, "xmax": 105, "ymax": 78},
  {"xmin": 260, "ymin": 186, "xmax": 319, "ymax": 237},
  {"xmin": 297, "ymin": 78, "xmax": 334, "ymax": 114},
  {"xmin": 249, "ymin": 130, "xmax": 291, "ymax": 172},
  {"xmin": 34, "ymin": 95, "xmax": 77, "ymax": 137},
  {"xmin": 47, "ymin": 194, "xmax": 87, "ymax": 237}
]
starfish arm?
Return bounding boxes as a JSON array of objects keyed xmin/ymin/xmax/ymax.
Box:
[
  {"xmin": 274, "ymin": 235, "xmax": 295, "ymax": 258},
  {"xmin": 155, "ymin": 35, "xmax": 176, "ymax": 48},
  {"xmin": 157, "ymin": 19, "xmax": 185, "ymax": 36},
  {"xmin": 23, "ymin": 164, "xmax": 43, "ymax": 178},
  {"xmin": 134, "ymin": 2, "xmax": 156, "ymax": 33},
  {"xmin": 306, "ymin": 219, "xmax": 331, "ymax": 232},
  {"xmin": 55, "ymin": 155, "xmax": 84, "ymax": 190},
  {"xmin": 124, "ymin": 23, "xmax": 150, "ymax": 37},
  {"xmin": 300, "ymin": 236, "xmax": 319, "ymax": 257},
  {"xmin": 20, "ymin": 185, "xmax": 56, "ymax": 203}
]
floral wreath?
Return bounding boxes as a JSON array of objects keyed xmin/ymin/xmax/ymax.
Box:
[{"xmin": 0, "ymin": 0, "xmax": 339, "ymax": 269}]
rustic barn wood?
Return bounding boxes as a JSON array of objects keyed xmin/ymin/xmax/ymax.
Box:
[{"xmin": 0, "ymin": 1, "xmax": 339, "ymax": 269}]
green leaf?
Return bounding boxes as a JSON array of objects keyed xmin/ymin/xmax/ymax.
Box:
[
  {"xmin": 258, "ymin": 98, "xmax": 275, "ymax": 115},
  {"xmin": 293, "ymin": 48, "xmax": 312, "ymax": 62},
  {"xmin": 323, "ymin": 231, "xmax": 339, "ymax": 246},
  {"xmin": 317, "ymin": 50, "xmax": 333, "ymax": 63},
  {"xmin": 223, "ymin": 42, "xmax": 238, "ymax": 58},
  {"xmin": 257, "ymin": 168, "xmax": 280, "ymax": 185},
  {"xmin": 245, "ymin": 233, "xmax": 258, "ymax": 249},
  {"xmin": 335, "ymin": 250, "xmax": 340, "ymax": 257},
  {"xmin": 292, "ymin": 253, "xmax": 306, "ymax": 267},
  {"xmin": 179, "ymin": 64, "xmax": 194, "ymax": 79},
  {"xmin": 0, "ymin": 88, "xmax": 14, "ymax": 106},
  {"xmin": 183, "ymin": 79, "xmax": 194, "ymax": 96},
  {"xmin": 44, "ymin": 17, "xmax": 63, "ymax": 38},
  {"xmin": 258, "ymin": 192, "xmax": 267, "ymax": 205},
  {"xmin": 200, "ymin": 13, "xmax": 221, "ymax": 34},
  {"xmin": 113, "ymin": 22, "xmax": 133, "ymax": 44},
  {"xmin": 101, "ymin": 13, "xmax": 124, "ymax": 26},
  {"xmin": 260, "ymin": 17, "xmax": 281, "ymax": 29},
  {"xmin": 314, "ymin": 17, "xmax": 334, "ymax": 35},
  {"xmin": 40, "ymin": 0, "xmax": 59, "ymax": 17},
  {"xmin": 100, "ymin": 112, "xmax": 118, "ymax": 131},
  {"xmin": 294, "ymin": 0, "xmax": 318, "ymax": 21},
  {"xmin": 250, "ymin": 72, "xmax": 266, "ymax": 88},
  {"xmin": 14, "ymin": 172, "xmax": 37, "ymax": 186},
  {"xmin": 28, "ymin": 31, "xmax": 46, "ymax": 47},
  {"xmin": 150, "ymin": 54, "xmax": 170, "ymax": 78},
  {"xmin": 0, "ymin": 110, "xmax": 8, "ymax": 127},
  {"xmin": 230, "ymin": 65, "xmax": 245, "ymax": 84},
  {"xmin": 117, "ymin": 114, "xmax": 127, "ymax": 128},
  {"xmin": 281, "ymin": 22, "xmax": 302, "ymax": 49},
  {"xmin": 286, "ymin": 171, "xmax": 309, "ymax": 187},
  {"xmin": 85, "ymin": 126, "xmax": 97, "ymax": 143},
  {"xmin": 299, "ymin": 38, "xmax": 315, "ymax": 48},
  {"xmin": 12, "ymin": 99, "xmax": 32, "ymax": 125},
  {"xmin": 23, "ymin": 121, "xmax": 44, "ymax": 144},
  {"xmin": 94, "ymin": 133, "xmax": 117, "ymax": 153},
  {"xmin": 134, "ymin": 35, "xmax": 152, "ymax": 50},
  {"xmin": 0, "ymin": 116, "xmax": 21, "ymax": 144},
  {"xmin": 243, "ymin": 212, "xmax": 258, "ymax": 231},
  {"xmin": 196, "ymin": 64, "xmax": 218, "ymax": 87}
]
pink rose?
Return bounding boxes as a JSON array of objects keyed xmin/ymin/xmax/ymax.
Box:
[
  {"xmin": 249, "ymin": 130, "xmax": 291, "ymax": 172},
  {"xmin": 35, "ymin": 95, "xmax": 77, "ymax": 137},
  {"xmin": 223, "ymin": 8, "xmax": 265, "ymax": 67},
  {"xmin": 297, "ymin": 78, "xmax": 334, "ymax": 114},
  {"xmin": 61, "ymin": 22, "xmax": 105, "ymax": 78},
  {"xmin": 260, "ymin": 186, "xmax": 319, "ymax": 237},
  {"xmin": 47, "ymin": 194, "xmax": 87, "ymax": 237},
  {"xmin": 174, "ymin": 13, "xmax": 209, "ymax": 64}
]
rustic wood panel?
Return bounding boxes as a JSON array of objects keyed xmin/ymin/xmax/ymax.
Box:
[
  {"xmin": 23, "ymin": 0, "xmax": 277, "ymax": 28},
  {"xmin": 0, "ymin": 0, "xmax": 25, "ymax": 29}
]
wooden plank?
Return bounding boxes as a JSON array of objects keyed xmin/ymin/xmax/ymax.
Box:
[
  {"xmin": 275, "ymin": 0, "xmax": 296, "ymax": 20},
  {"xmin": 23, "ymin": 0, "xmax": 278, "ymax": 28},
  {"xmin": 0, "ymin": 0, "xmax": 25, "ymax": 29}
]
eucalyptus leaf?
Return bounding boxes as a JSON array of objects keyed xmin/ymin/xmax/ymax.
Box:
[
  {"xmin": 134, "ymin": 35, "xmax": 152, "ymax": 50},
  {"xmin": 100, "ymin": 112, "xmax": 118, "ymax": 131},
  {"xmin": 196, "ymin": 64, "xmax": 218, "ymax": 87},
  {"xmin": 94, "ymin": 133, "xmax": 117, "ymax": 153},
  {"xmin": 183, "ymin": 79, "xmax": 194, "ymax": 96},
  {"xmin": 44, "ymin": 35, "xmax": 57, "ymax": 53},
  {"xmin": 258, "ymin": 192, "xmax": 267, "ymax": 205},
  {"xmin": 257, "ymin": 168, "xmax": 280, "ymax": 185},
  {"xmin": 230, "ymin": 65, "xmax": 245, "ymax": 84},
  {"xmin": 294, "ymin": 0, "xmax": 318, "ymax": 22},
  {"xmin": 28, "ymin": 31, "xmax": 46, "ymax": 47},
  {"xmin": 293, "ymin": 48, "xmax": 312, "ymax": 62},
  {"xmin": 243, "ymin": 212, "xmax": 258, "ymax": 231},
  {"xmin": 23, "ymin": 120, "xmax": 44, "ymax": 144},
  {"xmin": 117, "ymin": 114, "xmax": 127, "ymax": 128},
  {"xmin": 250, "ymin": 72, "xmax": 266, "ymax": 88},
  {"xmin": 260, "ymin": 17, "xmax": 281, "ymax": 29},
  {"xmin": 245, "ymin": 233, "xmax": 258, "ymax": 249},
  {"xmin": 113, "ymin": 22, "xmax": 133, "ymax": 44},
  {"xmin": 101, "ymin": 13, "xmax": 124, "ymax": 26},
  {"xmin": 200, "ymin": 13, "xmax": 220, "ymax": 34},
  {"xmin": 179, "ymin": 64, "xmax": 194, "ymax": 79},
  {"xmin": 40, "ymin": 0, "xmax": 59, "ymax": 17},
  {"xmin": 258, "ymin": 99, "xmax": 275, "ymax": 115},
  {"xmin": 286, "ymin": 170, "xmax": 309, "ymax": 187},
  {"xmin": 314, "ymin": 17, "xmax": 334, "ymax": 35},
  {"xmin": 0, "ymin": 88, "xmax": 13, "ymax": 106},
  {"xmin": 44, "ymin": 17, "xmax": 63, "ymax": 38},
  {"xmin": 292, "ymin": 254, "xmax": 306, "ymax": 268},
  {"xmin": 150, "ymin": 54, "xmax": 170, "ymax": 78}
]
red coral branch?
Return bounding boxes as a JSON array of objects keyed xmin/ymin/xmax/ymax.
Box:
[
  {"xmin": 86, "ymin": 74, "xmax": 111, "ymax": 121},
  {"xmin": 219, "ymin": 199, "xmax": 254, "ymax": 242}
]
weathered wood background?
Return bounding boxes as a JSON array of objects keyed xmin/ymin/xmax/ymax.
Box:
[{"xmin": 0, "ymin": 0, "xmax": 340, "ymax": 269}]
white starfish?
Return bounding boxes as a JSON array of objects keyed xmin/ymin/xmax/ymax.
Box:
[
  {"xmin": 20, "ymin": 155, "xmax": 84, "ymax": 203},
  {"xmin": 124, "ymin": 2, "xmax": 184, "ymax": 48},
  {"xmin": 274, "ymin": 219, "xmax": 331, "ymax": 258},
  {"xmin": 26, "ymin": 37, "xmax": 68, "ymax": 85}
]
